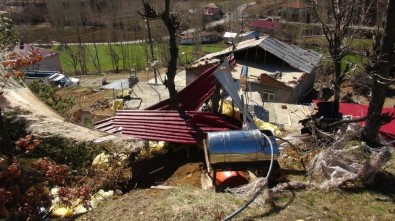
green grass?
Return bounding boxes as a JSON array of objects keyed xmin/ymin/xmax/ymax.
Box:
[
  {"xmin": 53, "ymin": 43, "xmax": 227, "ymax": 75},
  {"xmin": 305, "ymin": 40, "xmax": 366, "ymax": 75}
]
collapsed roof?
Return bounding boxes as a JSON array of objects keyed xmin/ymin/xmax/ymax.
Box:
[
  {"xmin": 94, "ymin": 110, "xmax": 241, "ymax": 144},
  {"xmin": 94, "ymin": 62, "xmax": 249, "ymax": 144},
  {"xmin": 201, "ymin": 36, "xmax": 322, "ymax": 74}
]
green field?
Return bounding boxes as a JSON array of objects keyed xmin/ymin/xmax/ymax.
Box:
[{"xmin": 52, "ymin": 43, "xmax": 227, "ymax": 75}]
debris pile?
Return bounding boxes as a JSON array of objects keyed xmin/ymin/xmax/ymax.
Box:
[
  {"xmin": 50, "ymin": 187, "xmax": 115, "ymax": 218},
  {"xmin": 308, "ymin": 124, "xmax": 392, "ymax": 189},
  {"xmin": 90, "ymin": 98, "xmax": 111, "ymax": 111}
]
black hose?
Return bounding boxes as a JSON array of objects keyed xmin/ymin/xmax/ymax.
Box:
[{"xmin": 221, "ymin": 132, "xmax": 275, "ymax": 221}]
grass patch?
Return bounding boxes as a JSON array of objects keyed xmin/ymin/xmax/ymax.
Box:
[
  {"xmin": 79, "ymin": 152, "xmax": 395, "ymax": 221},
  {"xmin": 32, "ymin": 136, "xmax": 103, "ymax": 170},
  {"xmin": 53, "ymin": 43, "xmax": 227, "ymax": 75}
]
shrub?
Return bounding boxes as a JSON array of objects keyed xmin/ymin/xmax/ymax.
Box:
[{"xmin": 28, "ymin": 81, "xmax": 75, "ymax": 116}]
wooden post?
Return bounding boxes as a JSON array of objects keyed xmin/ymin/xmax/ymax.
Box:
[
  {"xmin": 146, "ymin": 19, "xmax": 157, "ymax": 84},
  {"xmin": 255, "ymin": 46, "xmax": 259, "ymax": 63},
  {"xmin": 264, "ymin": 49, "xmax": 267, "ymax": 65},
  {"xmin": 203, "ymin": 139, "xmax": 211, "ymax": 173}
]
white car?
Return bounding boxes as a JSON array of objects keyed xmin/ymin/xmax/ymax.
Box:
[{"xmin": 47, "ymin": 73, "xmax": 80, "ymax": 87}]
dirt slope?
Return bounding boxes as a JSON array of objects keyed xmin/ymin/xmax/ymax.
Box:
[{"xmin": 1, "ymin": 86, "xmax": 126, "ymax": 144}]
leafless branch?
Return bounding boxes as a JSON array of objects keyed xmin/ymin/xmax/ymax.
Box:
[
  {"xmin": 137, "ymin": 0, "xmax": 160, "ymax": 19},
  {"xmin": 327, "ymin": 115, "xmax": 368, "ymax": 128}
]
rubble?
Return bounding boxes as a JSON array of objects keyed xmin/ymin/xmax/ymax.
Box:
[{"xmin": 90, "ymin": 98, "xmax": 111, "ymax": 111}]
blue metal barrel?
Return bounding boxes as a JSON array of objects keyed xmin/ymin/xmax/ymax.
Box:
[{"xmin": 207, "ymin": 129, "xmax": 279, "ymax": 165}]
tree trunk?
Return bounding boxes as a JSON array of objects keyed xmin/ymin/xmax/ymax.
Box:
[
  {"xmin": 164, "ymin": 22, "xmax": 179, "ymax": 110},
  {"xmin": 333, "ymin": 59, "xmax": 342, "ymax": 103},
  {"xmin": 138, "ymin": 0, "xmax": 179, "ymax": 110},
  {"xmin": 163, "ymin": 0, "xmax": 179, "ymax": 110},
  {"xmin": 92, "ymin": 33, "xmax": 101, "ymax": 73},
  {"xmin": 362, "ymin": 0, "xmax": 395, "ymax": 146}
]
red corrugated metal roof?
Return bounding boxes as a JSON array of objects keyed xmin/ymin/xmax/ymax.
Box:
[
  {"xmin": 338, "ymin": 103, "xmax": 395, "ymax": 140},
  {"xmin": 314, "ymin": 101, "xmax": 395, "ymax": 140},
  {"xmin": 94, "ymin": 110, "xmax": 242, "ymax": 144},
  {"xmin": 145, "ymin": 64, "xmax": 219, "ymax": 111}
]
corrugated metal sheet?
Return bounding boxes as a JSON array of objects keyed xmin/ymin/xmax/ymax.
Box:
[
  {"xmin": 100, "ymin": 79, "xmax": 129, "ymax": 90},
  {"xmin": 94, "ymin": 110, "xmax": 242, "ymax": 144},
  {"xmin": 313, "ymin": 101, "xmax": 395, "ymax": 142},
  {"xmin": 145, "ymin": 64, "xmax": 218, "ymax": 111},
  {"xmin": 201, "ymin": 36, "xmax": 322, "ymax": 74},
  {"xmin": 224, "ymin": 32, "xmax": 238, "ymax": 38},
  {"xmin": 200, "ymin": 38, "xmax": 265, "ymax": 60},
  {"xmin": 259, "ymin": 37, "xmax": 321, "ymax": 73}
]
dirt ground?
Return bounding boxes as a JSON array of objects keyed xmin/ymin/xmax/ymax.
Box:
[{"xmin": 57, "ymin": 68, "xmax": 171, "ymax": 122}]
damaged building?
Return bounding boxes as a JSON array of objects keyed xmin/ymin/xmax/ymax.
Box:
[{"xmin": 193, "ymin": 35, "xmax": 322, "ymax": 104}]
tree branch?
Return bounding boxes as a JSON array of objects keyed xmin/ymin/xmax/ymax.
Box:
[
  {"xmin": 137, "ymin": 0, "xmax": 160, "ymax": 19},
  {"xmin": 327, "ymin": 115, "xmax": 368, "ymax": 128}
]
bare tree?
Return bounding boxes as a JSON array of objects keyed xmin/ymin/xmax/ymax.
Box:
[
  {"xmin": 362, "ymin": 0, "xmax": 395, "ymax": 146},
  {"xmin": 79, "ymin": 45, "xmax": 88, "ymax": 75},
  {"xmin": 138, "ymin": 0, "xmax": 180, "ymax": 109},
  {"xmin": 64, "ymin": 46, "xmax": 81, "ymax": 75},
  {"xmin": 90, "ymin": 32, "xmax": 102, "ymax": 74},
  {"xmin": 107, "ymin": 42, "xmax": 120, "ymax": 73},
  {"xmin": 312, "ymin": 0, "xmax": 369, "ymax": 103},
  {"xmin": 105, "ymin": 0, "xmax": 122, "ymax": 73},
  {"xmin": 46, "ymin": 0, "xmax": 67, "ymax": 46}
]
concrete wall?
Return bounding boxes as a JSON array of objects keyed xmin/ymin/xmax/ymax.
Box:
[
  {"xmin": 288, "ymin": 70, "xmax": 316, "ymax": 103},
  {"xmin": 249, "ymin": 82, "xmax": 293, "ymax": 103},
  {"xmin": 247, "ymin": 71, "xmax": 316, "ymax": 104}
]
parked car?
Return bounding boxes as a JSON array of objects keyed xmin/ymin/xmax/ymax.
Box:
[
  {"xmin": 46, "ymin": 73, "xmax": 80, "ymax": 87},
  {"xmin": 24, "ymin": 70, "xmax": 80, "ymax": 87}
]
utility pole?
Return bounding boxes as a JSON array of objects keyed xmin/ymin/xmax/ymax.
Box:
[{"xmin": 144, "ymin": 18, "xmax": 159, "ymax": 84}]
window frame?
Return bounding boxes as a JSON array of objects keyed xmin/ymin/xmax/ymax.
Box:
[{"xmin": 262, "ymin": 90, "xmax": 275, "ymax": 101}]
